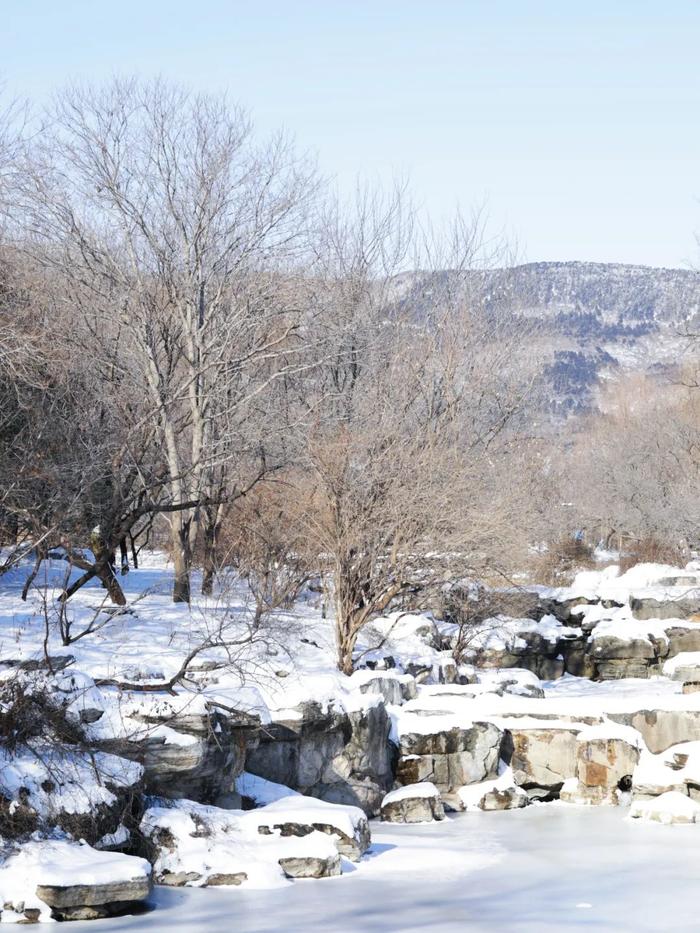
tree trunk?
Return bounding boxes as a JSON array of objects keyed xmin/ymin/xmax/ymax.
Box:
[
  {"xmin": 171, "ymin": 518, "xmax": 192, "ymax": 603},
  {"xmin": 119, "ymin": 538, "xmax": 129, "ymax": 575},
  {"xmin": 337, "ymin": 630, "xmax": 355, "ymax": 675},
  {"xmin": 200, "ymin": 516, "xmax": 219, "ymax": 596},
  {"xmin": 89, "ymin": 529, "xmax": 127, "ymax": 606},
  {"xmin": 99, "ymin": 564, "xmax": 127, "ymax": 606},
  {"xmin": 21, "ymin": 544, "xmax": 46, "ymax": 601}
]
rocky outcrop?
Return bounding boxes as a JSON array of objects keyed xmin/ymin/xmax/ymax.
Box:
[
  {"xmin": 0, "ymin": 840, "xmax": 152, "ymax": 923},
  {"xmin": 106, "ymin": 706, "xmax": 256, "ymax": 805},
  {"xmin": 395, "ymin": 719, "xmax": 503, "ymax": 791},
  {"xmin": 608, "ymin": 709, "xmax": 700, "ymax": 754},
  {"xmin": 559, "ymin": 723, "xmax": 642, "ymax": 804},
  {"xmin": 141, "ymin": 796, "xmax": 356, "ymax": 887},
  {"xmin": 630, "ymin": 589, "xmax": 700, "ymax": 621},
  {"xmin": 252, "ymin": 795, "xmax": 370, "ymax": 861},
  {"xmin": 245, "ymin": 700, "xmax": 393, "ymax": 815},
  {"xmin": 504, "ymin": 725, "xmax": 580, "ymax": 799},
  {"xmin": 380, "ymin": 782, "xmax": 445, "ymax": 823}
]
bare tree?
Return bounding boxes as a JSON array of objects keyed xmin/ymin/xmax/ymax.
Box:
[
  {"xmin": 14, "ymin": 78, "xmax": 318, "ymax": 602},
  {"xmin": 289, "ymin": 192, "xmax": 543, "ymax": 672}
]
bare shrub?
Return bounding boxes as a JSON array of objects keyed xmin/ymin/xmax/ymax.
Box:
[{"xmin": 618, "ymin": 536, "xmax": 686, "ymax": 574}]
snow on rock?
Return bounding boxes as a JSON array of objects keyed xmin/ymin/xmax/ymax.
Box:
[
  {"xmin": 359, "ymin": 612, "xmax": 442, "ymax": 673},
  {"xmin": 250, "ymin": 795, "xmax": 370, "ymax": 861},
  {"xmin": 629, "ymin": 791, "xmax": 700, "ymax": 825},
  {"xmin": 350, "ymin": 669, "xmax": 418, "ymax": 705},
  {"xmin": 0, "ymin": 839, "xmax": 151, "ymax": 922},
  {"xmin": 632, "ymin": 741, "xmax": 700, "ymax": 799},
  {"xmin": 456, "ymin": 765, "xmax": 529, "ymax": 812},
  {"xmin": 662, "ymin": 652, "xmax": 700, "ymax": 682},
  {"xmin": 393, "ymin": 696, "xmax": 503, "ymax": 790},
  {"xmin": 236, "ymin": 771, "xmax": 300, "ymax": 806},
  {"xmin": 141, "ymin": 797, "xmax": 344, "ymax": 887},
  {"xmin": 380, "ymin": 782, "xmax": 445, "ymax": 823},
  {"xmin": 473, "ymin": 667, "xmax": 545, "ymax": 698}
]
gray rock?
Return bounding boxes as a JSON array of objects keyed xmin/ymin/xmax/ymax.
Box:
[
  {"xmin": 36, "ymin": 875, "xmax": 151, "ymax": 916},
  {"xmin": 505, "ymin": 726, "xmax": 580, "ymax": 795},
  {"xmin": 380, "ymin": 783, "xmax": 446, "ymax": 823},
  {"xmin": 357, "ymin": 673, "xmax": 417, "ymax": 705},
  {"xmin": 245, "ymin": 702, "xmax": 393, "ymax": 816},
  {"xmin": 104, "ymin": 708, "xmax": 255, "ymax": 803},
  {"xmin": 479, "ymin": 786, "xmax": 529, "ymax": 810},
  {"xmin": 278, "ymin": 854, "xmax": 341, "ymax": 879},
  {"xmin": 608, "ymin": 709, "xmax": 700, "ymax": 754},
  {"xmin": 396, "ymin": 721, "xmax": 503, "ymax": 790},
  {"xmin": 630, "ymin": 590, "xmax": 700, "ymax": 621}
]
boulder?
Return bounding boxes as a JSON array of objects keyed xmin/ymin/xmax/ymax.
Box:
[
  {"xmin": 380, "ymin": 782, "xmax": 445, "ymax": 823},
  {"xmin": 396, "ymin": 719, "xmax": 503, "ymax": 791},
  {"xmin": 576, "ymin": 723, "xmax": 642, "ymax": 792},
  {"xmin": 505, "ymin": 725, "xmax": 580, "ymax": 797},
  {"xmin": 479, "ymin": 785, "xmax": 529, "ymax": 810},
  {"xmin": 630, "ymin": 589, "xmax": 700, "ymax": 621},
  {"xmin": 245, "ymin": 700, "xmax": 393, "ymax": 815},
  {"xmin": 609, "ymin": 710, "xmax": 700, "ymax": 754},
  {"xmin": 278, "ymin": 853, "xmax": 341, "ymax": 879},
  {"xmin": 0, "ymin": 840, "xmax": 151, "ymax": 923},
  {"xmin": 141, "ymin": 797, "xmax": 350, "ymax": 887}
]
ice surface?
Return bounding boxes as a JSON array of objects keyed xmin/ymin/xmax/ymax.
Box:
[{"xmin": 64, "ymin": 808, "xmax": 700, "ymax": 933}]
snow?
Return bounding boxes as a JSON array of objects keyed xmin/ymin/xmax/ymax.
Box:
[
  {"xmin": 0, "ymin": 747, "xmax": 142, "ymax": 819},
  {"xmin": 0, "ymin": 839, "xmax": 150, "ymax": 923},
  {"xmin": 457, "ymin": 764, "xmax": 524, "ymax": 810},
  {"xmin": 543, "ymin": 561, "xmax": 700, "ymax": 609},
  {"xmin": 6, "ymin": 551, "xmax": 700, "ymax": 928},
  {"xmin": 633, "ymin": 741, "xmax": 700, "ymax": 795},
  {"xmin": 575, "ymin": 721, "xmax": 645, "ymax": 747},
  {"xmin": 61, "ymin": 808, "xmax": 700, "ymax": 932},
  {"xmin": 381, "ymin": 782, "xmax": 440, "ymax": 804},
  {"xmin": 629, "ymin": 791, "xmax": 700, "ymax": 824},
  {"xmin": 141, "ymin": 798, "xmax": 340, "ymax": 890},
  {"xmin": 663, "ymin": 652, "xmax": 700, "ymax": 677},
  {"xmin": 249, "ymin": 795, "xmax": 366, "ymax": 844},
  {"xmin": 460, "ymin": 614, "xmax": 579, "ymax": 654},
  {"xmin": 236, "ymin": 772, "xmax": 300, "ymax": 806}
]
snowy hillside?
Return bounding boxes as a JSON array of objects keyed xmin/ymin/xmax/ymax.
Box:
[{"xmin": 392, "ymin": 261, "xmax": 700, "ymax": 415}]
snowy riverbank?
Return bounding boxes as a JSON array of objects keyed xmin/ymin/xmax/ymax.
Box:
[{"xmin": 66, "ymin": 806, "xmax": 700, "ymax": 933}]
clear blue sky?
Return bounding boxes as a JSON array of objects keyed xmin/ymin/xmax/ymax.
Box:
[{"xmin": 3, "ymin": 1, "xmax": 699, "ymax": 267}]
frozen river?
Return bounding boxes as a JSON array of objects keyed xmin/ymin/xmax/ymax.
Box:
[{"xmin": 71, "ymin": 805, "xmax": 700, "ymax": 932}]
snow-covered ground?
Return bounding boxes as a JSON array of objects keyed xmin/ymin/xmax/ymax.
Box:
[
  {"xmin": 65, "ymin": 807, "xmax": 700, "ymax": 933},
  {"xmin": 6, "ymin": 552, "xmax": 700, "ymax": 926}
]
